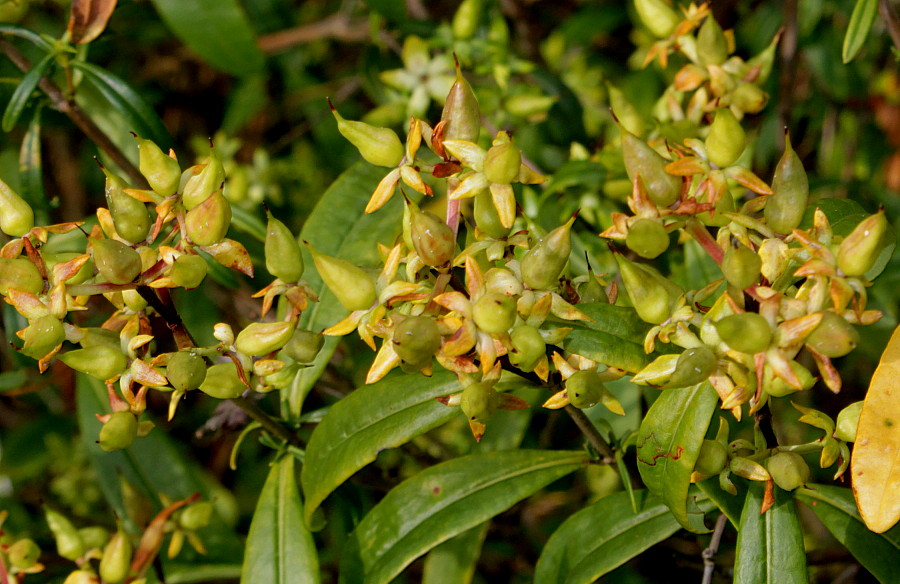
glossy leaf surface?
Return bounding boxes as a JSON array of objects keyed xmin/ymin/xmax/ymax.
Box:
[{"xmin": 734, "ymin": 481, "xmax": 806, "ymax": 584}]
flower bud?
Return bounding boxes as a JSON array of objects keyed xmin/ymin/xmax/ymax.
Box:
[
  {"xmin": 7, "ymin": 538, "xmax": 40, "ymax": 570},
  {"xmin": 721, "ymin": 245, "xmax": 761, "ymax": 290},
  {"xmin": 836, "ymin": 210, "xmax": 888, "ymax": 277},
  {"xmin": 620, "ymin": 127, "xmax": 681, "ymax": 207},
  {"xmin": 566, "ymin": 370, "xmax": 605, "ymax": 408},
  {"xmin": 330, "ymin": 101, "xmax": 404, "ymax": 168},
  {"xmin": 98, "ymin": 411, "xmax": 138, "ymax": 452},
  {"xmin": 697, "ymin": 16, "xmax": 728, "ymax": 66},
  {"xmin": 92, "ymin": 238, "xmax": 142, "ymax": 285},
  {"xmin": 805, "ymin": 311, "xmax": 859, "ymax": 358},
  {"xmin": 410, "ymin": 205, "xmax": 455, "ymax": 267},
  {"xmin": 634, "ymin": 0, "xmax": 680, "ymax": 38},
  {"xmin": 460, "ymin": 382, "xmax": 499, "ymax": 422},
  {"xmin": 625, "ymin": 218, "xmax": 669, "ymax": 259},
  {"xmin": 764, "ymin": 132, "xmax": 808, "ymax": 234},
  {"xmin": 392, "ymin": 315, "xmax": 441, "ymax": 370},
  {"xmin": 705, "ymin": 108, "xmax": 745, "ymax": 168},
  {"xmin": 695, "ymin": 440, "xmax": 728, "ymax": 475},
  {"xmin": 198, "ymin": 362, "xmax": 245, "ymax": 399},
  {"xmin": 715, "ymin": 313, "xmax": 771, "ymax": 354},
  {"xmin": 59, "ymin": 346, "xmax": 127, "ymax": 380},
  {"xmin": 170, "ymin": 254, "xmax": 208, "ymax": 289},
  {"xmin": 616, "ymin": 254, "xmax": 671, "ymax": 325},
  {"xmin": 508, "ymin": 325, "xmax": 545, "ymax": 372},
  {"xmin": 20, "ymin": 315, "xmax": 65, "ymax": 359},
  {"xmin": 103, "ymin": 169, "xmax": 150, "ymax": 244},
  {"xmin": 835, "ymin": 401, "xmax": 863, "ymax": 442},
  {"xmin": 441, "ymin": 60, "xmax": 481, "ymax": 143},
  {"xmin": 766, "ymin": 452, "xmax": 810, "ymax": 491},
  {"xmin": 521, "ymin": 217, "xmax": 574, "ymax": 289},
  {"xmin": 0, "ymin": 257, "xmax": 43, "ymax": 296},
  {"xmin": 99, "ymin": 528, "xmax": 132, "ymax": 584},
  {"xmin": 472, "ymin": 291, "xmax": 517, "ymax": 334},
  {"xmin": 265, "ymin": 212, "xmax": 304, "ymax": 282},
  {"xmin": 668, "ymin": 345, "xmax": 717, "ymax": 388},
  {"xmin": 0, "ymin": 177, "xmax": 34, "ymax": 236},
  {"xmin": 166, "ymin": 350, "xmax": 207, "ymax": 391},
  {"xmin": 136, "ymin": 136, "xmax": 180, "ymax": 197},
  {"xmin": 473, "ymin": 189, "xmax": 510, "ymax": 238},
  {"xmin": 179, "ymin": 501, "xmax": 214, "ymax": 531},
  {"xmin": 283, "ymin": 329, "xmax": 325, "ymax": 364},
  {"xmin": 483, "ymin": 134, "xmax": 521, "ymax": 185},
  {"xmin": 185, "ymin": 191, "xmax": 232, "ymax": 247},
  {"xmin": 307, "ymin": 244, "xmax": 376, "ymax": 311},
  {"xmin": 182, "ymin": 155, "xmax": 223, "ymax": 210},
  {"xmin": 235, "ymin": 321, "xmax": 294, "ymax": 357},
  {"xmin": 45, "ymin": 508, "xmax": 85, "ymax": 561}
]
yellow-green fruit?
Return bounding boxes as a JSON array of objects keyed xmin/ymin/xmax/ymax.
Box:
[
  {"xmin": 330, "ymin": 104, "xmax": 404, "ymax": 168},
  {"xmin": 92, "ymin": 239, "xmax": 142, "ymax": 285},
  {"xmin": 308, "ymin": 245, "xmax": 376, "ymax": 311},
  {"xmin": 731, "ymin": 83, "xmax": 768, "ymax": 114},
  {"xmin": 78, "ymin": 327, "xmax": 120, "ymax": 351},
  {"xmin": 668, "ymin": 345, "xmax": 717, "ymax": 388},
  {"xmin": 283, "ymin": 329, "xmax": 325, "ymax": 364},
  {"xmin": 0, "ymin": 177, "xmax": 34, "ymax": 236},
  {"xmin": 198, "ymin": 362, "xmax": 245, "ymax": 399},
  {"xmin": 45, "ymin": 508, "xmax": 85, "ymax": 561},
  {"xmin": 764, "ymin": 133, "xmax": 808, "ymax": 234},
  {"xmin": 566, "ymin": 370, "xmax": 605, "ymax": 408},
  {"xmin": 452, "ymin": 0, "xmax": 482, "ymax": 39},
  {"xmin": 185, "ymin": 191, "xmax": 232, "ymax": 247},
  {"xmin": 472, "ymin": 291, "xmax": 517, "ymax": 334},
  {"xmin": 0, "ymin": 0, "xmax": 30, "ymax": 23},
  {"xmin": 7, "ymin": 538, "xmax": 40, "ymax": 570},
  {"xmin": 836, "ymin": 211, "xmax": 888, "ymax": 277},
  {"xmin": 21, "ymin": 315, "xmax": 65, "ymax": 359},
  {"xmin": 59, "ymin": 346, "xmax": 127, "ymax": 380},
  {"xmin": 441, "ymin": 63, "xmax": 481, "ymax": 143},
  {"xmin": 625, "ymin": 218, "xmax": 669, "ymax": 259},
  {"xmin": 835, "ymin": 401, "xmax": 863, "ymax": 443},
  {"xmin": 473, "ymin": 189, "xmax": 510, "ymax": 238},
  {"xmin": 410, "ymin": 207, "xmax": 455, "ymax": 267},
  {"xmin": 235, "ymin": 321, "xmax": 294, "ymax": 357},
  {"xmin": 705, "ymin": 108, "xmax": 745, "ymax": 168},
  {"xmin": 136, "ymin": 136, "xmax": 180, "ymax": 197},
  {"xmin": 77, "ymin": 526, "xmax": 109, "ymax": 551},
  {"xmin": 615, "ymin": 254, "xmax": 671, "ymax": 325},
  {"xmin": 697, "ymin": 16, "xmax": 728, "ymax": 66},
  {"xmin": 179, "ymin": 501, "xmax": 214, "ymax": 531},
  {"xmin": 766, "ymin": 452, "xmax": 810, "ymax": 491},
  {"xmin": 521, "ymin": 218, "xmax": 574, "ymax": 289},
  {"xmin": 699, "ymin": 191, "xmax": 735, "ymax": 227},
  {"xmin": 715, "ymin": 313, "xmax": 771, "ymax": 353},
  {"xmin": 98, "ymin": 530, "xmax": 132, "ymax": 584},
  {"xmin": 104, "ymin": 170, "xmax": 150, "ymax": 244},
  {"xmin": 0, "ymin": 257, "xmax": 42, "ymax": 296},
  {"xmin": 43, "ymin": 253, "xmax": 93, "ymax": 285},
  {"xmin": 634, "ymin": 0, "xmax": 680, "ymax": 38},
  {"xmin": 508, "ymin": 325, "xmax": 545, "ymax": 372},
  {"xmin": 98, "ymin": 411, "xmax": 138, "ymax": 452},
  {"xmin": 763, "ymin": 361, "xmax": 815, "ymax": 397},
  {"xmin": 578, "ymin": 272, "xmax": 607, "ymax": 304},
  {"xmin": 460, "ymin": 382, "xmax": 499, "ymax": 422},
  {"xmin": 805, "ymin": 312, "xmax": 859, "ymax": 358},
  {"xmin": 63, "ymin": 569, "xmax": 100, "ymax": 584},
  {"xmin": 721, "ymin": 245, "xmax": 761, "ymax": 290},
  {"xmin": 170, "ymin": 254, "xmax": 208, "ymax": 288},
  {"xmin": 620, "ymin": 128, "xmax": 681, "ymax": 207},
  {"xmin": 695, "ymin": 440, "xmax": 728, "ymax": 475},
  {"xmin": 484, "ymin": 267, "xmax": 523, "ymax": 297},
  {"xmin": 182, "ymin": 156, "xmax": 223, "ymax": 210},
  {"xmin": 166, "ymin": 350, "xmax": 207, "ymax": 391},
  {"xmin": 265, "ymin": 213, "xmax": 304, "ymax": 282},
  {"xmin": 392, "ymin": 316, "xmax": 441, "ymax": 368},
  {"xmin": 483, "ymin": 142, "xmax": 521, "ymax": 185}
]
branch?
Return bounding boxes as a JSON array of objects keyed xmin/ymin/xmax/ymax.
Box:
[
  {"xmin": 0, "ymin": 37, "xmax": 147, "ymax": 188},
  {"xmin": 257, "ymin": 13, "xmax": 370, "ymax": 54},
  {"xmin": 231, "ymin": 395, "xmax": 303, "ymax": 449},
  {"xmin": 701, "ymin": 513, "xmax": 729, "ymax": 584},
  {"xmin": 564, "ymin": 405, "xmax": 616, "ymax": 462}
]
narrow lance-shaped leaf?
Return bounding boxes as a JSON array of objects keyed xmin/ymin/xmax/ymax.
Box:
[
  {"xmin": 734, "ymin": 482, "xmax": 807, "ymax": 584},
  {"xmin": 241, "ymin": 455, "xmax": 320, "ymax": 584},
  {"xmin": 422, "ymin": 523, "xmax": 488, "ymax": 584},
  {"xmin": 842, "ymin": 0, "xmax": 878, "ymax": 63},
  {"xmin": 18, "ymin": 108, "xmax": 50, "ymax": 225},
  {"xmin": 3, "ymin": 52, "xmax": 55, "ymax": 133}
]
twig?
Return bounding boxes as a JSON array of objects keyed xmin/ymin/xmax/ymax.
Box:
[
  {"xmin": 231, "ymin": 395, "xmax": 303, "ymax": 449},
  {"xmin": 880, "ymin": 0, "xmax": 900, "ymax": 54},
  {"xmin": 754, "ymin": 401, "xmax": 779, "ymax": 449},
  {"xmin": 257, "ymin": 13, "xmax": 370, "ymax": 54},
  {"xmin": 701, "ymin": 513, "xmax": 728, "ymax": 584},
  {"xmin": 565, "ymin": 405, "xmax": 616, "ymax": 461},
  {"xmin": 0, "ymin": 37, "xmax": 147, "ymax": 188}
]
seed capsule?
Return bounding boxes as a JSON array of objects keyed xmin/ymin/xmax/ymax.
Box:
[
  {"xmin": 634, "ymin": 0, "xmax": 680, "ymax": 38},
  {"xmin": 472, "ymin": 291, "xmax": 517, "ymax": 334},
  {"xmin": 483, "ymin": 134, "xmax": 521, "ymax": 185},
  {"xmin": 715, "ymin": 313, "xmax": 771, "ymax": 354},
  {"xmin": 0, "ymin": 177, "xmax": 34, "ymax": 236},
  {"xmin": 766, "ymin": 452, "xmax": 810, "ymax": 491},
  {"xmin": 484, "ymin": 267, "xmax": 523, "ymax": 297},
  {"xmin": 695, "ymin": 440, "xmax": 728, "ymax": 475},
  {"xmin": 77, "ymin": 526, "xmax": 109, "ymax": 550},
  {"xmin": 136, "ymin": 136, "xmax": 180, "ymax": 197},
  {"xmin": 566, "ymin": 370, "xmax": 605, "ymax": 409},
  {"xmin": 235, "ymin": 321, "xmax": 295, "ymax": 357},
  {"xmin": 698, "ymin": 190, "xmax": 735, "ymax": 227},
  {"xmin": 620, "ymin": 127, "xmax": 681, "ymax": 207},
  {"xmin": 99, "ymin": 528, "xmax": 132, "ymax": 584},
  {"xmin": 835, "ymin": 401, "xmax": 863, "ymax": 442},
  {"xmin": 92, "ymin": 238, "xmax": 142, "ymax": 285},
  {"xmin": 805, "ymin": 311, "xmax": 859, "ymax": 358},
  {"xmin": 731, "ymin": 83, "xmax": 768, "ymax": 114},
  {"xmin": 182, "ymin": 155, "xmax": 223, "ymax": 210},
  {"xmin": 764, "ymin": 132, "xmax": 808, "ymax": 234},
  {"xmin": 721, "ymin": 245, "xmax": 761, "ymax": 290},
  {"xmin": 179, "ymin": 501, "xmax": 214, "ymax": 531},
  {"xmin": 697, "ymin": 16, "xmax": 728, "ymax": 66},
  {"xmin": 668, "ymin": 345, "xmax": 717, "ymax": 388},
  {"xmin": 521, "ymin": 217, "xmax": 574, "ymax": 289},
  {"xmin": 44, "ymin": 252, "xmax": 93, "ymax": 285},
  {"xmin": 265, "ymin": 212, "xmax": 304, "ymax": 282},
  {"xmin": 104, "ymin": 169, "xmax": 150, "ymax": 244},
  {"xmin": 307, "ymin": 244, "xmax": 376, "ymax": 311},
  {"xmin": 330, "ymin": 101, "xmax": 404, "ymax": 168},
  {"xmin": 473, "ymin": 189, "xmax": 510, "ymax": 238},
  {"xmin": 452, "ymin": 0, "xmax": 482, "ymax": 39},
  {"xmin": 283, "ymin": 329, "xmax": 325, "ymax": 364},
  {"xmin": 185, "ymin": 191, "xmax": 232, "ymax": 247},
  {"xmin": 705, "ymin": 108, "xmax": 745, "ymax": 168},
  {"xmin": 20, "ymin": 315, "xmax": 65, "ymax": 359},
  {"xmin": 166, "ymin": 350, "xmax": 208, "ymax": 391},
  {"xmin": 836, "ymin": 210, "xmax": 888, "ymax": 277},
  {"xmin": 98, "ymin": 411, "xmax": 138, "ymax": 452},
  {"xmin": 508, "ymin": 325, "xmax": 546, "ymax": 372},
  {"xmin": 441, "ymin": 60, "xmax": 480, "ymax": 143},
  {"xmin": 198, "ymin": 362, "xmax": 245, "ymax": 399},
  {"xmin": 59, "ymin": 346, "xmax": 127, "ymax": 380},
  {"xmin": 615, "ymin": 254, "xmax": 671, "ymax": 325},
  {"xmin": 7, "ymin": 538, "xmax": 40, "ymax": 570},
  {"xmin": 392, "ymin": 316, "xmax": 441, "ymax": 369},
  {"xmin": 460, "ymin": 382, "xmax": 499, "ymax": 422},
  {"xmin": 763, "ymin": 361, "xmax": 815, "ymax": 397},
  {"xmin": 0, "ymin": 257, "xmax": 43, "ymax": 296},
  {"xmin": 625, "ymin": 218, "xmax": 669, "ymax": 259},
  {"xmin": 170, "ymin": 254, "xmax": 208, "ymax": 289},
  {"xmin": 45, "ymin": 508, "xmax": 85, "ymax": 561},
  {"xmin": 409, "ymin": 205, "xmax": 455, "ymax": 267}
]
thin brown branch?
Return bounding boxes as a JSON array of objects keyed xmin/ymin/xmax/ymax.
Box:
[
  {"xmin": 0, "ymin": 36, "xmax": 147, "ymax": 188},
  {"xmin": 880, "ymin": 0, "xmax": 900, "ymax": 54},
  {"xmin": 257, "ymin": 13, "xmax": 370, "ymax": 54},
  {"xmin": 565, "ymin": 405, "xmax": 616, "ymax": 462},
  {"xmin": 231, "ymin": 395, "xmax": 303, "ymax": 449},
  {"xmin": 701, "ymin": 513, "xmax": 729, "ymax": 584}
]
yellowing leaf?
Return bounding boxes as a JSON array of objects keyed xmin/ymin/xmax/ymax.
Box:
[{"xmin": 852, "ymin": 324, "xmax": 900, "ymax": 533}]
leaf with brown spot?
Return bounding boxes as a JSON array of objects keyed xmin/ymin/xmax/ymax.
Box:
[
  {"xmin": 68, "ymin": 0, "xmax": 118, "ymax": 45},
  {"xmin": 199, "ymin": 239, "xmax": 253, "ymax": 277}
]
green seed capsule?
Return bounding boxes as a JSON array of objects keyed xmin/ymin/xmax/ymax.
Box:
[
  {"xmin": 566, "ymin": 370, "xmax": 605, "ymax": 409},
  {"xmin": 46, "ymin": 508, "xmax": 85, "ymax": 561},
  {"xmin": 835, "ymin": 401, "xmax": 863, "ymax": 442},
  {"xmin": 766, "ymin": 452, "xmax": 810, "ymax": 491},
  {"xmin": 634, "ymin": 0, "xmax": 680, "ymax": 38},
  {"xmin": 235, "ymin": 321, "xmax": 295, "ymax": 357},
  {"xmin": 392, "ymin": 316, "xmax": 441, "ymax": 369},
  {"xmin": 460, "ymin": 382, "xmax": 499, "ymax": 422},
  {"xmin": 166, "ymin": 350, "xmax": 207, "ymax": 391},
  {"xmin": 330, "ymin": 102, "xmax": 404, "ymax": 168},
  {"xmin": 625, "ymin": 218, "xmax": 669, "ymax": 259},
  {"xmin": 7, "ymin": 538, "xmax": 40, "ymax": 570},
  {"xmin": 721, "ymin": 245, "xmax": 761, "ymax": 290},
  {"xmin": 0, "ymin": 257, "xmax": 43, "ymax": 296},
  {"xmin": 410, "ymin": 205, "xmax": 455, "ymax": 267},
  {"xmin": 472, "ymin": 291, "xmax": 517, "ymax": 334},
  {"xmin": 20, "ymin": 315, "xmax": 65, "ymax": 359},
  {"xmin": 620, "ymin": 127, "xmax": 681, "ymax": 207},
  {"xmin": 182, "ymin": 155, "xmax": 223, "ymax": 210},
  {"xmin": 103, "ymin": 169, "xmax": 150, "ymax": 244},
  {"xmin": 441, "ymin": 61, "xmax": 481, "ymax": 143},
  {"xmin": 697, "ymin": 16, "xmax": 728, "ymax": 66},
  {"xmin": 521, "ymin": 217, "xmax": 574, "ymax": 289},
  {"xmin": 763, "ymin": 361, "xmax": 815, "ymax": 397},
  {"xmin": 43, "ymin": 252, "xmax": 93, "ymax": 285},
  {"xmin": 764, "ymin": 133, "xmax": 808, "ymax": 234},
  {"xmin": 715, "ymin": 313, "xmax": 771, "ymax": 354},
  {"xmin": 136, "ymin": 136, "xmax": 180, "ymax": 197},
  {"xmin": 308, "ymin": 244, "xmax": 376, "ymax": 311},
  {"xmin": 77, "ymin": 526, "xmax": 109, "ymax": 551},
  {"xmin": 59, "ymin": 346, "xmax": 127, "ymax": 380},
  {"xmin": 452, "ymin": 0, "xmax": 482, "ymax": 39},
  {"xmin": 77, "ymin": 327, "xmax": 120, "ymax": 351},
  {"xmin": 836, "ymin": 211, "xmax": 888, "ymax": 277},
  {"xmin": 283, "ymin": 329, "xmax": 325, "ymax": 364},
  {"xmin": 577, "ymin": 270, "xmax": 607, "ymax": 304},
  {"xmin": 185, "ymin": 191, "xmax": 232, "ymax": 247},
  {"xmin": 615, "ymin": 254, "xmax": 671, "ymax": 325},
  {"xmin": 508, "ymin": 325, "xmax": 546, "ymax": 372},
  {"xmin": 98, "ymin": 411, "xmax": 138, "ymax": 452},
  {"xmin": 483, "ymin": 140, "xmax": 521, "ymax": 185},
  {"xmin": 0, "ymin": 177, "xmax": 35, "ymax": 236},
  {"xmin": 63, "ymin": 569, "xmax": 100, "ymax": 584},
  {"xmin": 265, "ymin": 212, "xmax": 304, "ymax": 282},
  {"xmin": 731, "ymin": 82, "xmax": 768, "ymax": 114},
  {"xmin": 668, "ymin": 345, "xmax": 717, "ymax": 388},
  {"xmin": 473, "ymin": 189, "xmax": 510, "ymax": 238},
  {"xmin": 198, "ymin": 362, "xmax": 245, "ymax": 399},
  {"xmin": 698, "ymin": 190, "xmax": 735, "ymax": 227},
  {"xmin": 92, "ymin": 239, "xmax": 142, "ymax": 285},
  {"xmin": 99, "ymin": 529, "xmax": 132, "ymax": 584},
  {"xmin": 170, "ymin": 254, "xmax": 208, "ymax": 289},
  {"xmin": 695, "ymin": 440, "xmax": 728, "ymax": 475},
  {"xmin": 485, "ymin": 267, "xmax": 524, "ymax": 297},
  {"xmin": 705, "ymin": 108, "xmax": 745, "ymax": 168},
  {"xmin": 179, "ymin": 501, "xmax": 214, "ymax": 531},
  {"xmin": 805, "ymin": 311, "xmax": 859, "ymax": 358}
]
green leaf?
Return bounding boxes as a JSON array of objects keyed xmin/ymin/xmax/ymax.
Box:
[
  {"xmin": 553, "ymin": 303, "xmax": 652, "ymax": 373},
  {"xmin": 301, "ymin": 371, "xmax": 460, "ymax": 524},
  {"xmin": 242, "ymin": 456, "xmax": 320, "ymax": 584},
  {"xmin": 149, "ymin": 0, "xmax": 265, "ymax": 76},
  {"xmin": 0, "ymin": 25, "xmax": 54, "ymax": 51},
  {"xmin": 422, "ymin": 523, "xmax": 489, "ymax": 584},
  {"xmin": 843, "ymin": 0, "xmax": 878, "ymax": 63},
  {"xmin": 17, "ymin": 107, "xmax": 49, "ymax": 224},
  {"xmin": 797, "ymin": 485, "xmax": 900, "ymax": 582},
  {"xmin": 3, "ymin": 52, "xmax": 54, "ymax": 132},
  {"xmin": 636, "ymin": 382, "xmax": 718, "ymax": 532},
  {"xmin": 535, "ymin": 490, "xmax": 685, "ymax": 584},
  {"xmin": 734, "ymin": 482, "xmax": 807, "ymax": 583},
  {"xmin": 342, "ymin": 450, "xmax": 587, "ymax": 584},
  {"xmin": 696, "ymin": 477, "xmax": 744, "ymax": 528},
  {"xmin": 0, "ymin": 369, "xmax": 28, "ymax": 393},
  {"xmin": 230, "ymin": 205, "xmax": 267, "ymax": 243},
  {"xmin": 286, "ymin": 162, "xmax": 405, "ymax": 418},
  {"xmin": 71, "ymin": 61, "xmax": 173, "ymax": 151}
]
